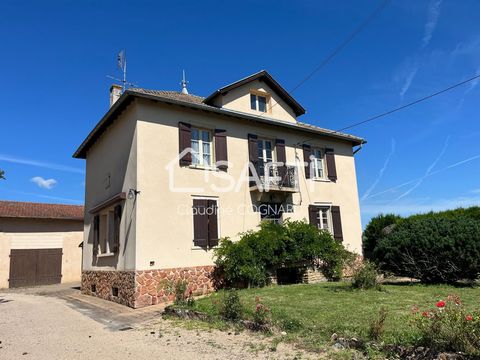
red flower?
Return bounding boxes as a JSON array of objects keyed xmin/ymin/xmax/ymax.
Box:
[
  {"xmin": 436, "ymin": 300, "xmax": 446, "ymax": 308},
  {"xmin": 466, "ymin": 315, "xmax": 473, "ymax": 321},
  {"xmin": 422, "ymin": 311, "xmax": 430, "ymax": 318}
]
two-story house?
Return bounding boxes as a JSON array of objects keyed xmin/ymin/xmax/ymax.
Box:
[{"xmin": 73, "ymin": 70, "xmax": 365, "ymax": 308}]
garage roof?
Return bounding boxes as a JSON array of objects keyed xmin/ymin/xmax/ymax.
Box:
[{"xmin": 0, "ymin": 201, "xmax": 84, "ymax": 221}]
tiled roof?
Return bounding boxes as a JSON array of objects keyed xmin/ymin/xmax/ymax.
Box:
[
  {"xmin": 0, "ymin": 201, "xmax": 84, "ymax": 220},
  {"xmin": 129, "ymin": 88, "xmax": 206, "ymax": 105},
  {"xmin": 73, "ymin": 87, "xmax": 365, "ymax": 158}
]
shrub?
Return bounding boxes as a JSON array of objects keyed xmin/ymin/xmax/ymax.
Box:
[
  {"xmin": 219, "ymin": 290, "xmax": 243, "ymax": 321},
  {"xmin": 252, "ymin": 297, "xmax": 270, "ymax": 328},
  {"xmin": 362, "ymin": 214, "xmax": 401, "ymax": 261},
  {"xmin": 373, "ymin": 216, "xmax": 480, "ymax": 283},
  {"xmin": 213, "ymin": 220, "xmax": 350, "ymax": 288},
  {"xmin": 351, "ymin": 262, "xmax": 381, "ymax": 290},
  {"xmin": 368, "ymin": 307, "xmax": 388, "ymax": 341},
  {"xmin": 413, "ymin": 295, "xmax": 480, "ymax": 355}
]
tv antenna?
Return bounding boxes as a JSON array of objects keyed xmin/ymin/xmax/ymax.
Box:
[{"xmin": 107, "ymin": 49, "xmax": 138, "ymax": 92}]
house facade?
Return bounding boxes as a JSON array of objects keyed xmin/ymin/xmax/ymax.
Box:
[
  {"xmin": 0, "ymin": 201, "xmax": 83, "ymax": 288},
  {"xmin": 74, "ymin": 70, "xmax": 364, "ymax": 308}
]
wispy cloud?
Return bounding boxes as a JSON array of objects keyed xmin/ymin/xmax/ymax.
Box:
[
  {"xmin": 465, "ymin": 65, "xmax": 480, "ymax": 93},
  {"xmin": 0, "ymin": 154, "xmax": 84, "ymax": 174},
  {"xmin": 31, "ymin": 176, "xmax": 57, "ymax": 189},
  {"xmin": 399, "ymin": 66, "xmax": 418, "ymax": 98},
  {"xmin": 364, "ymin": 151, "xmax": 480, "ymax": 200},
  {"xmin": 471, "ymin": 188, "xmax": 480, "ymax": 194},
  {"xmin": 361, "ymin": 139, "xmax": 396, "ymax": 201},
  {"xmin": 422, "ymin": 0, "xmax": 442, "ymax": 48},
  {"xmin": 396, "ymin": 136, "xmax": 450, "ymax": 200}
]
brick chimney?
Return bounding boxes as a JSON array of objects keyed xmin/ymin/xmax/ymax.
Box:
[{"xmin": 109, "ymin": 84, "xmax": 122, "ymax": 107}]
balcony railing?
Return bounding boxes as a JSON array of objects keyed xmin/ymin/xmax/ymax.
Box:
[{"xmin": 250, "ymin": 163, "xmax": 298, "ymax": 192}]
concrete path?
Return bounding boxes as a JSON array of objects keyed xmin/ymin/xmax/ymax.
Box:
[{"xmin": 0, "ymin": 285, "xmax": 313, "ymax": 359}]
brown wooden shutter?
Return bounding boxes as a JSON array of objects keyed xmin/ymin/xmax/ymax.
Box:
[
  {"xmin": 303, "ymin": 144, "xmax": 312, "ymax": 179},
  {"xmin": 331, "ymin": 205, "xmax": 343, "ymax": 241},
  {"xmin": 308, "ymin": 205, "xmax": 319, "ymax": 228},
  {"xmin": 248, "ymin": 134, "xmax": 258, "ymax": 163},
  {"xmin": 178, "ymin": 122, "xmax": 192, "ymax": 166},
  {"xmin": 214, "ymin": 129, "xmax": 228, "ymax": 171},
  {"xmin": 325, "ymin": 148, "xmax": 337, "ymax": 181},
  {"xmin": 193, "ymin": 199, "xmax": 208, "ymax": 247},
  {"xmin": 112, "ymin": 204, "xmax": 122, "ymax": 253},
  {"xmin": 275, "ymin": 139, "xmax": 287, "ymax": 185},
  {"xmin": 207, "ymin": 200, "xmax": 219, "ymax": 247},
  {"xmin": 93, "ymin": 215, "xmax": 99, "ymax": 256},
  {"xmin": 248, "ymin": 134, "xmax": 258, "ymax": 187}
]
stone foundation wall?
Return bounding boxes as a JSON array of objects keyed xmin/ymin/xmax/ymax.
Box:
[
  {"xmin": 135, "ymin": 266, "xmax": 214, "ymax": 308},
  {"xmin": 81, "ymin": 265, "xmax": 215, "ymax": 309},
  {"xmin": 81, "ymin": 270, "xmax": 136, "ymax": 307}
]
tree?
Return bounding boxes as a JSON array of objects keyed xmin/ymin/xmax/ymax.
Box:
[{"xmin": 0, "ymin": 169, "xmax": 4, "ymax": 180}]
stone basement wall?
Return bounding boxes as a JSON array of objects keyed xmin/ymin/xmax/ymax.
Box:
[{"xmin": 81, "ymin": 265, "xmax": 215, "ymax": 309}]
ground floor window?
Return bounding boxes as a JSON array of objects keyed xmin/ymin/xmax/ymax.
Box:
[
  {"xmin": 308, "ymin": 204, "xmax": 343, "ymax": 241},
  {"xmin": 93, "ymin": 204, "xmax": 122, "ymax": 256},
  {"xmin": 192, "ymin": 198, "xmax": 219, "ymax": 248}
]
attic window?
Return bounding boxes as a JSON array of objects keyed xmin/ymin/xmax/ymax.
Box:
[{"xmin": 250, "ymin": 93, "xmax": 267, "ymax": 112}]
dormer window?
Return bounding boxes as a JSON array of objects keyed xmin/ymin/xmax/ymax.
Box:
[{"xmin": 250, "ymin": 93, "xmax": 268, "ymax": 112}]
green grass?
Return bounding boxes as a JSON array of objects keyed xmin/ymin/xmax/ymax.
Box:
[{"xmin": 184, "ymin": 282, "xmax": 480, "ymax": 352}]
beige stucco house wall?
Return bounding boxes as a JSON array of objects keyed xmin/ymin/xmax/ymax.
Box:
[
  {"xmin": 75, "ymin": 70, "xmax": 364, "ymax": 308},
  {"xmin": 0, "ymin": 203, "xmax": 84, "ymax": 289}
]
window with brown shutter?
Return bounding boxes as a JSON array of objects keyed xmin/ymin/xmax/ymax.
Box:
[
  {"xmin": 247, "ymin": 134, "xmax": 258, "ymax": 186},
  {"xmin": 112, "ymin": 204, "xmax": 122, "ymax": 253},
  {"xmin": 308, "ymin": 205, "xmax": 319, "ymax": 228},
  {"xmin": 214, "ymin": 129, "xmax": 228, "ymax": 171},
  {"xmin": 325, "ymin": 148, "xmax": 337, "ymax": 181},
  {"xmin": 275, "ymin": 139, "xmax": 287, "ymax": 184},
  {"xmin": 93, "ymin": 215, "xmax": 99, "ymax": 256},
  {"xmin": 178, "ymin": 122, "xmax": 192, "ymax": 166},
  {"xmin": 303, "ymin": 144, "xmax": 312, "ymax": 179},
  {"xmin": 331, "ymin": 206, "xmax": 343, "ymax": 241},
  {"xmin": 193, "ymin": 199, "xmax": 219, "ymax": 248}
]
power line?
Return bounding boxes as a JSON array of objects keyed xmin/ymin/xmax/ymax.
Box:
[
  {"xmin": 257, "ymin": 0, "xmax": 390, "ymax": 119},
  {"xmin": 336, "ymin": 73, "xmax": 480, "ymax": 133}
]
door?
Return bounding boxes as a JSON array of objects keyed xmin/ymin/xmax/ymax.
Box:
[{"xmin": 9, "ymin": 248, "xmax": 62, "ymax": 288}]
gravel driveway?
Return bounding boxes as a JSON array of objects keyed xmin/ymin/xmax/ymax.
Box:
[{"xmin": 0, "ymin": 288, "xmax": 314, "ymax": 360}]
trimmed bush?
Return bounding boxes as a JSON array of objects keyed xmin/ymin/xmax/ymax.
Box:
[
  {"xmin": 373, "ymin": 216, "xmax": 480, "ymax": 283},
  {"xmin": 213, "ymin": 220, "xmax": 350, "ymax": 288},
  {"xmin": 362, "ymin": 214, "xmax": 401, "ymax": 260}
]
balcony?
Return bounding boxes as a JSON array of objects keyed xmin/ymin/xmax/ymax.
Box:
[{"xmin": 249, "ymin": 163, "xmax": 298, "ymax": 193}]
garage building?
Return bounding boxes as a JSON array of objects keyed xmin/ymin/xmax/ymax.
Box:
[{"xmin": 0, "ymin": 201, "xmax": 84, "ymax": 288}]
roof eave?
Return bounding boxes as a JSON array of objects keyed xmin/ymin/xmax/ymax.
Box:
[{"xmin": 73, "ymin": 91, "xmax": 364, "ymax": 159}]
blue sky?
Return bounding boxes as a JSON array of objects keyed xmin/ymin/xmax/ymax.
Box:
[{"xmin": 1, "ymin": 0, "xmax": 479, "ymax": 227}]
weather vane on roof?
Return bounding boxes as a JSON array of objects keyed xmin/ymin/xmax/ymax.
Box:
[
  {"xmin": 107, "ymin": 49, "xmax": 138, "ymax": 92},
  {"xmin": 181, "ymin": 69, "xmax": 189, "ymax": 94}
]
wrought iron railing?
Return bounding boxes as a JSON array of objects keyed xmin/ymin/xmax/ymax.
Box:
[{"xmin": 254, "ymin": 163, "xmax": 298, "ymax": 190}]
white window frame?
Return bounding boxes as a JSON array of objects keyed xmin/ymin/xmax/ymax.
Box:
[
  {"xmin": 250, "ymin": 93, "xmax": 269, "ymax": 112},
  {"xmin": 317, "ymin": 206, "xmax": 332, "ymax": 234},
  {"xmin": 312, "ymin": 148, "xmax": 326, "ymax": 180},
  {"xmin": 191, "ymin": 127, "xmax": 214, "ymax": 168},
  {"xmin": 97, "ymin": 209, "xmax": 115, "ymax": 257}
]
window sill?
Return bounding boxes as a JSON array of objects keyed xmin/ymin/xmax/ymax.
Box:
[
  {"xmin": 96, "ymin": 252, "xmax": 115, "ymax": 258},
  {"xmin": 191, "ymin": 246, "xmax": 217, "ymax": 251},
  {"xmin": 312, "ymin": 178, "xmax": 330, "ymax": 182},
  {"xmin": 188, "ymin": 165, "xmax": 219, "ymax": 172}
]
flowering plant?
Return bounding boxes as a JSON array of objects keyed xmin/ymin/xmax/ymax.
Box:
[
  {"xmin": 412, "ymin": 295, "xmax": 480, "ymax": 355},
  {"xmin": 253, "ymin": 297, "xmax": 270, "ymax": 327}
]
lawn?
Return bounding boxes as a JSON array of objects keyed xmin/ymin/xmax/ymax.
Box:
[{"xmin": 185, "ymin": 282, "xmax": 480, "ymax": 352}]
